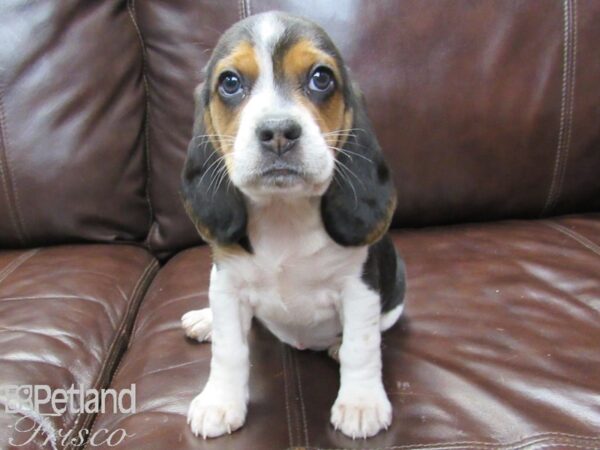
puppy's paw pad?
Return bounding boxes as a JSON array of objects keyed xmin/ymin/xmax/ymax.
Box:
[
  {"xmin": 331, "ymin": 386, "xmax": 392, "ymax": 439},
  {"xmin": 187, "ymin": 390, "xmax": 246, "ymax": 439},
  {"xmin": 181, "ymin": 308, "xmax": 213, "ymax": 342}
]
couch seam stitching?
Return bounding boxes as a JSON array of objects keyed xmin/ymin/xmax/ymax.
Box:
[
  {"xmin": 542, "ymin": 0, "xmax": 574, "ymax": 216},
  {"xmin": 0, "ymin": 248, "xmax": 39, "ymax": 286},
  {"xmin": 0, "ymin": 84, "xmax": 27, "ymax": 244},
  {"xmin": 68, "ymin": 258, "xmax": 159, "ymax": 450},
  {"xmin": 541, "ymin": 0, "xmax": 569, "ymax": 215},
  {"xmin": 239, "ymin": 0, "xmax": 251, "ymax": 19},
  {"xmin": 127, "ymin": 0, "xmax": 155, "ymax": 251},
  {"xmin": 82, "ymin": 323, "xmax": 135, "ymax": 448},
  {"xmin": 301, "ymin": 432, "xmax": 600, "ymax": 450},
  {"xmin": 281, "ymin": 344, "xmax": 296, "ymax": 448},
  {"xmin": 555, "ymin": 0, "xmax": 577, "ymax": 205},
  {"xmin": 292, "ymin": 351, "xmax": 309, "ymax": 448},
  {"xmin": 543, "ymin": 221, "xmax": 600, "ymax": 258},
  {"xmin": 289, "ymin": 350, "xmax": 301, "ymax": 449},
  {"xmin": 82, "ymin": 279, "xmax": 151, "ymax": 448}
]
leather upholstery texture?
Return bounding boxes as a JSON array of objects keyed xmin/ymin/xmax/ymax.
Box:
[
  {"xmin": 127, "ymin": 0, "xmax": 600, "ymax": 256},
  {"xmin": 0, "ymin": 1, "xmax": 151, "ymax": 248},
  {"xmin": 1, "ymin": 1, "xmax": 599, "ymax": 256},
  {"xmin": 88, "ymin": 216, "xmax": 600, "ymax": 450},
  {"xmin": 0, "ymin": 1, "xmax": 598, "ymax": 449},
  {"xmin": 0, "ymin": 245, "xmax": 158, "ymax": 450}
]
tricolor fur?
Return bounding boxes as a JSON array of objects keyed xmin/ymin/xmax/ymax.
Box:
[{"xmin": 181, "ymin": 12, "xmax": 406, "ymax": 440}]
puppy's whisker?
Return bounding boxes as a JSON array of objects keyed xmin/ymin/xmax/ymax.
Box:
[
  {"xmin": 333, "ymin": 165, "xmax": 358, "ymax": 208},
  {"xmin": 324, "ymin": 131, "xmax": 357, "ymax": 137},
  {"xmin": 193, "ymin": 133, "xmax": 237, "ymax": 138},
  {"xmin": 329, "ymin": 147, "xmax": 374, "ymax": 164},
  {"xmin": 199, "ymin": 151, "xmax": 227, "ymax": 174},
  {"xmin": 207, "ymin": 156, "xmax": 231, "ymax": 194},
  {"xmin": 325, "ymin": 128, "xmax": 367, "ymax": 134},
  {"xmin": 209, "ymin": 170, "xmax": 224, "ymax": 197},
  {"xmin": 192, "ymin": 135, "xmax": 236, "ymax": 144},
  {"xmin": 335, "ymin": 159, "xmax": 365, "ymax": 190},
  {"xmin": 198, "ymin": 153, "xmax": 230, "ymax": 185},
  {"xmin": 212, "ymin": 164, "xmax": 231, "ymax": 197}
]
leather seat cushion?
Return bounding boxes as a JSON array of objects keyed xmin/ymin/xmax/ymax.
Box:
[
  {"xmin": 88, "ymin": 214, "xmax": 600, "ymax": 449},
  {"xmin": 0, "ymin": 245, "xmax": 158, "ymax": 450}
]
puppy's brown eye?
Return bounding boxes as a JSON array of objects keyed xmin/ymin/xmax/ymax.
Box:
[
  {"xmin": 308, "ymin": 66, "xmax": 334, "ymax": 93},
  {"xmin": 218, "ymin": 71, "xmax": 243, "ymax": 97}
]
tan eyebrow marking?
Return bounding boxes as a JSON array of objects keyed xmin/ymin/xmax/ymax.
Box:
[
  {"xmin": 213, "ymin": 40, "xmax": 259, "ymax": 88},
  {"xmin": 206, "ymin": 41, "xmax": 258, "ymax": 159},
  {"xmin": 281, "ymin": 38, "xmax": 340, "ymax": 84},
  {"xmin": 282, "ymin": 39, "xmax": 346, "ymax": 139}
]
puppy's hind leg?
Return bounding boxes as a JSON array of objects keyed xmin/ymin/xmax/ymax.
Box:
[{"xmin": 182, "ymin": 308, "xmax": 213, "ymax": 342}]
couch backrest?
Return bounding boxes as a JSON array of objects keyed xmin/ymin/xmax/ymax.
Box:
[
  {"xmin": 1, "ymin": 1, "xmax": 599, "ymax": 256},
  {"xmin": 0, "ymin": 1, "xmax": 151, "ymax": 248}
]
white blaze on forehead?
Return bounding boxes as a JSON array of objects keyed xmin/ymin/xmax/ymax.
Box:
[
  {"xmin": 230, "ymin": 12, "xmax": 335, "ymax": 196},
  {"xmin": 249, "ymin": 13, "xmax": 287, "ymax": 109},
  {"xmin": 254, "ymin": 12, "xmax": 285, "ymax": 51}
]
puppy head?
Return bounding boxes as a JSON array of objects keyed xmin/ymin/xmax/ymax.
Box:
[{"xmin": 182, "ymin": 12, "xmax": 396, "ymax": 249}]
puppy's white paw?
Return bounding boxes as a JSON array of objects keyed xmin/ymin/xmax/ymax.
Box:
[
  {"xmin": 331, "ymin": 383, "xmax": 392, "ymax": 439},
  {"xmin": 182, "ymin": 308, "xmax": 212, "ymax": 342},
  {"xmin": 187, "ymin": 385, "xmax": 247, "ymax": 439}
]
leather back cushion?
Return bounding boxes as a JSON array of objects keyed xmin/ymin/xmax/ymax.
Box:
[
  {"xmin": 138, "ymin": 0, "xmax": 600, "ymax": 256},
  {"xmin": 0, "ymin": 1, "xmax": 150, "ymax": 248},
  {"xmin": 2, "ymin": 1, "xmax": 599, "ymax": 254}
]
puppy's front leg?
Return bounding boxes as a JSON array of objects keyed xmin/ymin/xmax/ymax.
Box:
[
  {"xmin": 188, "ymin": 266, "xmax": 252, "ymax": 438},
  {"xmin": 331, "ymin": 278, "xmax": 392, "ymax": 439}
]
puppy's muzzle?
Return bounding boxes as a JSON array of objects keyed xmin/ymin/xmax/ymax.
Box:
[{"xmin": 256, "ymin": 116, "xmax": 302, "ymax": 156}]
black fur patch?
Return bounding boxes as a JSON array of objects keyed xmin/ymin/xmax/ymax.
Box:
[
  {"xmin": 321, "ymin": 91, "xmax": 396, "ymax": 246},
  {"xmin": 362, "ymin": 234, "xmax": 406, "ymax": 313},
  {"xmin": 181, "ymin": 83, "xmax": 249, "ymax": 250}
]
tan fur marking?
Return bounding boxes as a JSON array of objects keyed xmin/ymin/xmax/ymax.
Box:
[
  {"xmin": 183, "ymin": 198, "xmax": 213, "ymax": 242},
  {"xmin": 212, "ymin": 243, "xmax": 247, "ymax": 262},
  {"xmin": 283, "ymin": 40, "xmax": 346, "ymax": 139},
  {"xmin": 282, "ymin": 39, "xmax": 338, "ymax": 83},
  {"xmin": 214, "ymin": 41, "xmax": 259, "ymax": 87},
  {"xmin": 335, "ymin": 108, "xmax": 354, "ymax": 148},
  {"xmin": 209, "ymin": 41, "xmax": 258, "ymax": 161},
  {"xmin": 205, "ymin": 108, "xmax": 236, "ymax": 174},
  {"xmin": 364, "ymin": 194, "xmax": 397, "ymax": 245}
]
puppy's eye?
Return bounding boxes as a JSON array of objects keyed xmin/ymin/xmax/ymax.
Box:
[
  {"xmin": 308, "ymin": 66, "xmax": 335, "ymax": 94},
  {"xmin": 218, "ymin": 71, "xmax": 243, "ymax": 97}
]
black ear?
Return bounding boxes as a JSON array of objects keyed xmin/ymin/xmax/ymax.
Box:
[
  {"xmin": 321, "ymin": 91, "xmax": 396, "ymax": 247},
  {"xmin": 181, "ymin": 85, "xmax": 249, "ymax": 251}
]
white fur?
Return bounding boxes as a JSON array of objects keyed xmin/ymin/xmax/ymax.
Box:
[
  {"xmin": 185, "ymin": 12, "xmax": 402, "ymax": 440},
  {"xmin": 381, "ymin": 302, "xmax": 405, "ymax": 332},
  {"xmin": 185, "ymin": 197, "xmax": 403, "ymax": 439},
  {"xmin": 182, "ymin": 308, "xmax": 212, "ymax": 342},
  {"xmin": 187, "ymin": 265, "xmax": 252, "ymax": 438},
  {"xmin": 230, "ymin": 14, "xmax": 334, "ymax": 199},
  {"xmin": 226, "ymin": 197, "xmax": 367, "ymax": 351}
]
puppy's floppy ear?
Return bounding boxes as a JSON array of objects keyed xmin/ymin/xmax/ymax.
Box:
[
  {"xmin": 321, "ymin": 85, "xmax": 396, "ymax": 246},
  {"xmin": 181, "ymin": 84, "xmax": 250, "ymax": 251}
]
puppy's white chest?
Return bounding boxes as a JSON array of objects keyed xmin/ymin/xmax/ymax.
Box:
[
  {"xmin": 220, "ymin": 199, "xmax": 367, "ymax": 350},
  {"xmin": 245, "ymin": 251, "xmax": 342, "ymax": 349}
]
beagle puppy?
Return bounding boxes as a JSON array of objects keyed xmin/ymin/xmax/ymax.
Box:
[{"xmin": 181, "ymin": 11, "xmax": 406, "ymax": 440}]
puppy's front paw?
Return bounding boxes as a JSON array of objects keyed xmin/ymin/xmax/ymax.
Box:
[
  {"xmin": 187, "ymin": 385, "xmax": 247, "ymax": 439},
  {"xmin": 182, "ymin": 308, "xmax": 212, "ymax": 342},
  {"xmin": 331, "ymin": 383, "xmax": 392, "ymax": 439}
]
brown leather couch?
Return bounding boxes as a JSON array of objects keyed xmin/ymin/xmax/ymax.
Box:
[{"xmin": 1, "ymin": 1, "xmax": 599, "ymax": 449}]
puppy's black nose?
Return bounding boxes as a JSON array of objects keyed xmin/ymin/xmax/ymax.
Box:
[{"xmin": 256, "ymin": 118, "xmax": 302, "ymax": 155}]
